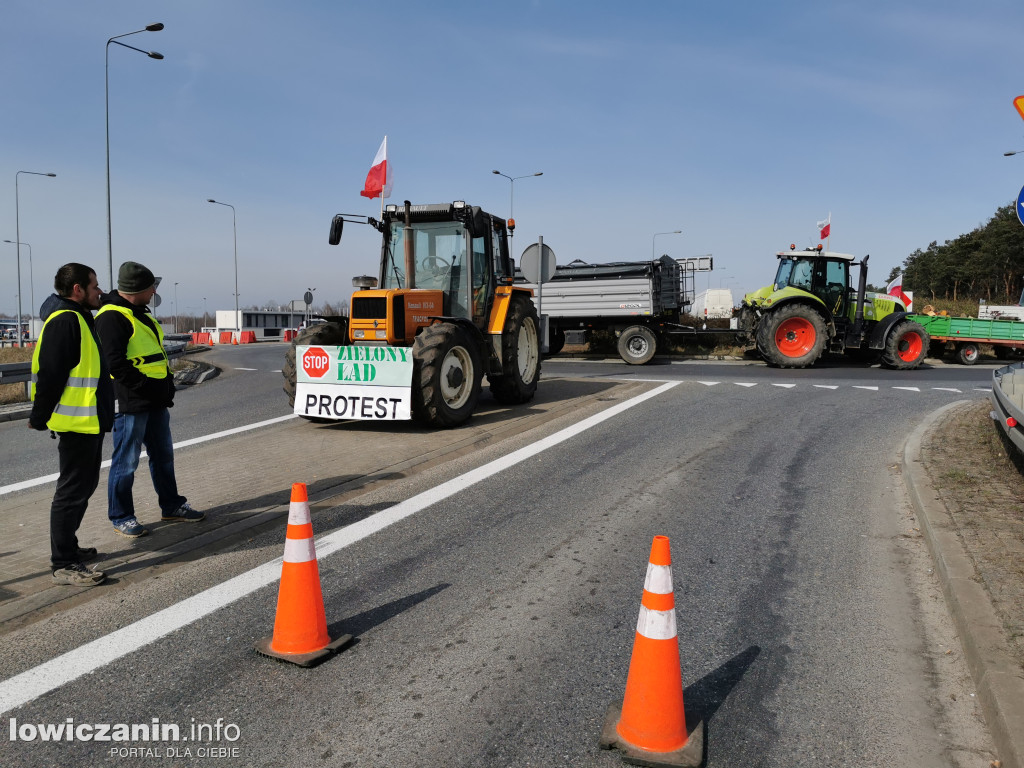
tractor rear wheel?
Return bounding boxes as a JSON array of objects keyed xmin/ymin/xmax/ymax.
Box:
[
  {"xmin": 283, "ymin": 320, "xmax": 349, "ymax": 408},
  {"xmin": 412, "ymin": 323, "xmax": 482, "ymax": 428},
  {"xmin": 757, "ymin": 304, "xmax": 826, "ymax": 368},
  {"xmin": 955, "ymin": 341, "xmax": 980, "ymax": 365},
  {"xmin": 489, "ymin": 295, "xmax": 541, "ymax": 404},
  {"xmin": 617, "ymin": 325, "xmax": 658, "ymax": 365},
  {"xmin": 881, "ymin": 320, "xmax": 930, "ymax": 369}
]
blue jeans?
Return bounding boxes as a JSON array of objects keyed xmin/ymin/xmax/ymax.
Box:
[{"xmin": 107, "ymin": 408, "xmax": 186, "ymax": 522}]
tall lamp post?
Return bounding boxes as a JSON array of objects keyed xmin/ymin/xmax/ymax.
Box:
[
  {"xmin": 491, "ymin": 170, "xmax": 542, "ymax": 237},
  {"xmin": 3, "ymin": 240, "xmax": 33, "ymax": 331},
  {"xmin": 207, "ymin": 199, "xmax": 239, "ymax": 331},
  {"xmin": 652, "ymin": 230, "xmax": 682, "ymax": 258},
  {"xmin": 203, "ymin": 297, "xmax": 208, "ymax": 329},
  {"xmin": 106, "ymin": 22, "xmax": 164, "ymax": 289},
  {"xmin": 15, "ymin": 171, "xmax": 56, "ymax": 347},
  {"xmin": 173, "ymin": 281, "xmax": 179, "ymax": 333}
]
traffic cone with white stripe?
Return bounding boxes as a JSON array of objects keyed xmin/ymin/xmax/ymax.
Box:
[
  {"xmin": 255, "ymin": 482, "xmax": 351, "ymax": 666},
  {"xmin": 600, "ymin": 535, "xmax": 704, "ymax": 766}
]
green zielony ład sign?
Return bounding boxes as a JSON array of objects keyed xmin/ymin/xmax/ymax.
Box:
[{"xmin": 294, "ymin": 345, "xmax": 414, "ymax": 421}]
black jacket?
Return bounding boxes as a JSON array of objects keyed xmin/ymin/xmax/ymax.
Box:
[
  {"xmin": 94, "ymin": 293, "xmax": 176, "ymax": 413},
  {"xmin": 29, "ymin": 295, "xmax": 115, "ymax": 432}
]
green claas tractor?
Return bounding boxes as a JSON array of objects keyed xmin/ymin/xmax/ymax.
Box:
[{"xmin": 733, "ymin": 246, "xmax": 930, "ymax": 369}]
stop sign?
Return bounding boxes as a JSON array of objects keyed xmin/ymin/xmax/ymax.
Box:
[{"xmin": 302, "ymin": 346, "xmax": 331, "ymax": 378}]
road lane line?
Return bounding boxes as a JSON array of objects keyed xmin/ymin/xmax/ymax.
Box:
[
  {"xmin": 0, "ymin": 382, "xmax": 679, "ymax": 713},
  {"xmin": 0, "ymin": 414, "xmax": 297, "ymax": 497}
]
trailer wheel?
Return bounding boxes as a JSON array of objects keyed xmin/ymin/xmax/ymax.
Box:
[
  {"xmin": 880, "ymin": 320, "xmax": 930, "ymax": 369},
  {"xmin": 617, "ymin": 325, "xmax": 657, "ymax": 365},
  {"xmin": 489, "ymin": 295, "xmax": 541, "ymax": 404},
  {"xmin": 955, "ymin": 342, "xmax": 980, "ymax": 365},
  {"xmin": 545, "ymin": 329, "xmax": 566, "ymax": 357},
  {"xmin": 412, "ymin": 322, "xmax": 482, "ymax": 428},
  {"xmin": 283, "ymin": 320, "xmax": 349, "ymax": 409},
  {"xmin": 758, "ymin": 304, "xmax": 826, "ymax": 368}
]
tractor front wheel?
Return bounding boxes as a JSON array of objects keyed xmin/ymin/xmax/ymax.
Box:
[
  {"xmin": 412, "ymin": 323, "xmax": 483, "ymax": 428},
  {"xmin": 757, "ymin": 304, "xmax": 827, "ymax": 368},
  {"xmin": 489, "ymin": 295, "xmax": 541, "ymax": 404},
  {"xmin": 283, "ymin": 320, "xmax": 349, "ymax": 409},
  {"xmin": 881, "ymin": 320, "xmax": 930, "ymax": 369}
]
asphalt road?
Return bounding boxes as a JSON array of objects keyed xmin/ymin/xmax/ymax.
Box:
[{"xmin": 0, "ymin": 348, "xmax": 998, "ymax": 766}]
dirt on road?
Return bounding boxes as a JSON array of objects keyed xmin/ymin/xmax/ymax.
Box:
[{"xmin": 920, "ymin": 398, "xmax": 1024, "ymax": 670}]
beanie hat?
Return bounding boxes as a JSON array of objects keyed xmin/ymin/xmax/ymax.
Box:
[{"xmin": 117, "ymin": 261, "xmax": 156, "ymax": 294}]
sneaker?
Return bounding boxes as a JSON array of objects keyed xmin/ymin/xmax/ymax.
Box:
[
  {"xmin": 52, "ymin": 562, "xmax": 106, "ymax": 586},
  {"xmin": 77, "ymin": 547, "xmax": 99, "ymax": 562},
  {"xmin": 162, "ymin": 502, "xmax": 205, "ymax": 523},
  {"xmin": 112, "ymin": 517, "xmax": 150, "ymax": 538}
]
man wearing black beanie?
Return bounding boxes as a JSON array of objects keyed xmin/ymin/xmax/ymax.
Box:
[{"xmin": 95, "ymin": 261, "xmax": 204, "ymax": 538}]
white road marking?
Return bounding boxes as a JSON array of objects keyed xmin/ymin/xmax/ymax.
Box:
[
  {"xmin": 234, "ymin": 367, "xmax": 258, "ymax": 371},
  {"xmin": 0, "ymin": 414, "xmax": 298, "ymax": 497},
  {"xmin": 813, "ymin": 385, "xmax": 840, "ymax": 390},
  {"xmin": 698, "ymin": 381, "xmax": 720, "ymax": 386},
  {"xmin": 771, "ymin": 383, "xmax": 796, "ymax": 389},
  {"xmin": 0, "ymin": 382, "xmax": 680, "ymax": 714},
  {"xmin": 892, "ymin": 386, "xmax": 921, "ymax": 392},
  {"xmin": 853, "ymin": 386, "xmax": 879, "ymax": 391},
  {"xmin": 736, "ymin": 382, "xmax": 757, "ymax": 388},
  {"xmin": 932, "ymin": 387, "xmax": 962, "ymax": 393}
]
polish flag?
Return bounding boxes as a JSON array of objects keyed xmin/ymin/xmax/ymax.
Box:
[
  {"xmin": 817, "ymin": 213, "xmax": 831, "ymax": 241},
  {"xmin": 888, "ymin": 272, "xmax": 912, "ymax": 311},
  {"xmin": 360, "ymin": 136, "xmax": 393, "ymax": 199}
]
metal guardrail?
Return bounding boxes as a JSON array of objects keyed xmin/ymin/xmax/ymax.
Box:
[
  {"xmin": 990, "ymin": 361, "xmax": 1024, "ymax": 456},
  {"xmin": 0, "ymin": 339, "xmax": 189, "ymax": 386}
]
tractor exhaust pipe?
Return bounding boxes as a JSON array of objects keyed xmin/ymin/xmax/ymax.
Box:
[
  {"xmin": 854, "ymin": 254, "xmax": 869, "ymax": 331},
  {"xmin": 403, "ymin": 200, "xmax": 415, "ymax": 289}
]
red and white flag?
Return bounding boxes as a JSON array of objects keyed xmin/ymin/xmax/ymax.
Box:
[
  {"xmin": 817, "ymin": 213, "xmax": 831, "ymax": 241},
  {"xmin": 888, "ymin": 272, "xmax": 912, "ymax": 311},
  {"xmin": 360, "ymin": 136, "xmax": 393, "ymax": 199}
]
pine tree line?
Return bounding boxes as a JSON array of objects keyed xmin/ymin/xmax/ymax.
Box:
[{"xmin": 897, "ymin": 203, "xmax": 1024, "ymax": 303}]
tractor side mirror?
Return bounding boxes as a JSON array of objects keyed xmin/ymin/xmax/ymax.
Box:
[{"xmin": 328, "ymin": 215, "xmax": 344, "ymax": 245}]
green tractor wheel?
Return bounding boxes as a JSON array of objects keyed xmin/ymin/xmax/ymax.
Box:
[
  {"xmin": 880, "ymin": 320, "xmax": 930, "ymax": 369},
  {"xmin": 757, "ymin": 304, "xmax": 827, "ymax": 368}
]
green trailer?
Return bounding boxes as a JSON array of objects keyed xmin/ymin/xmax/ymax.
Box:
[{"xmin": 911, "ymin": 314, "xmax": 1024, "ymax": 364}]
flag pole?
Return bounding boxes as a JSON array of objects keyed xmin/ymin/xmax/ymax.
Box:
[
  {"xmin": 826, "ymin": 211, "xmax": 831, "ymax": 252},
  {"xmin": 379, "ymin": 136, "xmax": 387, "ymax": 220}
]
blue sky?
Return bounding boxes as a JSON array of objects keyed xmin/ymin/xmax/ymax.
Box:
[{"xmin": 3, "ymin": 0, "xmax": 1024, "ymax": 318}]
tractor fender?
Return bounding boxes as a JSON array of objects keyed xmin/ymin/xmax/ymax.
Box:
[
  {"xmin": 867, "ymin": 311, "xmax": 909, "ymax": 350},
  {"xmin": 759, "ymin": 296, "xmax": 836, "ymax": 339},
  {"xmin": 487, "ymin": 286, "xmax": 534, "ymax": 336}
]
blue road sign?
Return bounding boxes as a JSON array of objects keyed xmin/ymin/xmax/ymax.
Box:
[{"xmin": 1018, "ymin": 184, "xmax": 1024, "ymax": 228}]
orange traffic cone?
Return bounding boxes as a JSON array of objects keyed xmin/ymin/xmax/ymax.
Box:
[
  {"xmin": 600, "ymin": 535, "xmax": 704, "ymax": 766},
  {"xmin": 255, "ymin": 482, "xmax": 351, "ymax": 666}
]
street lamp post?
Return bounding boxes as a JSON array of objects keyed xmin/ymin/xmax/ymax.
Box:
[
  {"xmin": 106, "ymin": 23, "xmax": 164, "ymax": 289},
  {"xmin": 491, "ymin": 170, "xmax": 542, "ymax": 237},
  {"xmin": 15, "ymin": 171, "xmax": 56, "ymax": 347},
  {"xmin": 652, "ymin": 230, "xmax": 682, "ymax": 258},
  {"xmin": 207, "ymin": 200, "xmax": 239, "ymax": 332},
  {"xmin": 3, "ymin": 240, "xmax": 33, "ymax": 330},
  {"xmin": 173, "ymin": 281, "xmax": 179, "ymax": 334},
  {"xmin": 203, "ymin": 297, "xmax": 208, "ymax": 329}
]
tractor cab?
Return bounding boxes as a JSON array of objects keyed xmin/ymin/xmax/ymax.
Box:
[{"xmin": 766, "ymin": 246, "xmax": 854, "ymax": 320}]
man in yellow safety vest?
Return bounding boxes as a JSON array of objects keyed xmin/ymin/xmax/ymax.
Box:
[
  {"xmin": 29, "ymin": 263, "xmax": 114, "ymax": 586},
  {"xmin": 95, "ymin": 261, "xmax": 204, "ymax": 538}
]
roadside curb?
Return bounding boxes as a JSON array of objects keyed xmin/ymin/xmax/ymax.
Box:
[{"xmin": 903, "ymin": 400, "xmax": 1024, "ymax": 768}]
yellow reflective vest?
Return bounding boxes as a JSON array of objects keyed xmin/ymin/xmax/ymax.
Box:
[
  {"xmin": 96, "ymin": 304, "xmax": 169, "ymax": 380},
  {"xmin": 31, "ymin": 310, "xmax": 102, "ymax": 434}
]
